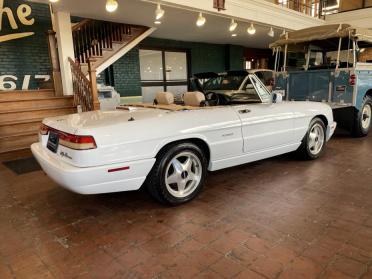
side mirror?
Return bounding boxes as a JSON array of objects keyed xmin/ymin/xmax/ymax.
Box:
[{"xmin": 272, "ymin": 92, "xmax": 283, "ymax": 103}]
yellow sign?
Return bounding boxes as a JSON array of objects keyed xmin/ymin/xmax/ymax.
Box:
[{"xmin": 0, "ymin": 0, "xmax": 35, "ymax": 43}]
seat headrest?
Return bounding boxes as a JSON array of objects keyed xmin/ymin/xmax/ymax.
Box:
[
  {"xmin": 183, "ymin": 91, "xmax": 206, "ymax": 107},
  {"xmin": 155, "ymin": 92, "xmax": 174, "ymax": 105}
]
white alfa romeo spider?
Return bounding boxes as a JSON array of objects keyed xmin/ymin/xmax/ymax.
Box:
[{"xmin": 32, "ymin": 73, "xmax": 336, "ymax": 205}]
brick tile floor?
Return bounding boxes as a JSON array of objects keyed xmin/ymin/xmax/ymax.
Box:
[{"xmin": 1, "ymin": 132, "xmax": 372, "ymax": 278}]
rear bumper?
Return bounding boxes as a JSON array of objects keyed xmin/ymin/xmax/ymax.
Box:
[
  {"xmin": 31, "ymin": 143, "xmax": 156, "ymax": 195},
  {"xmin": 327, "ymin": 121, "xmax": 337, "ymax": 141}
]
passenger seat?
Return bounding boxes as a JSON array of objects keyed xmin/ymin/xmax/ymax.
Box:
[
  {"xmin": 154, "ymin": 92, "xmax": 174, "ymax": 105},
  {"xmin": 183, "ymin": 91, "xmax": 206, "ymax": 107}
]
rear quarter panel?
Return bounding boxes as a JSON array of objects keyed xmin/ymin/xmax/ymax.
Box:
[
  {"xmin": 355, "ymin": 65, "xmax": 372, "ymax": 110},
  {"xmin": 291, "ymin": 101, "xmax": 334, "ymax": 142},
  {"xmin": 43, "ymin": 107, "xmax": 243, "ymax": 168}
]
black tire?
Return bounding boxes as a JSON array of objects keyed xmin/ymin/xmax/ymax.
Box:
[
  {"xmin": 297, "ymin": 117, "xmax": 327, "ymax": 160},
  {"xmin": 352, "ymin": 96, "xmax": 372, "ymax": 137},
  {"xmin": 145, "ymin": 142, "xmax": 208, "ymax": 206}
]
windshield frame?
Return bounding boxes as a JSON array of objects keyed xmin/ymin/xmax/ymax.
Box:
[{"xmin": 202, "ymin": 73, "xmax": 249, "ymax": 92}]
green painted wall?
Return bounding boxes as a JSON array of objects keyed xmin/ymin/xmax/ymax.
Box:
[
  {"xmin": 110, "ymin": 37, "xmax": 245, "ymax": 97},
  {"xmin": 0, "ymin": 0, "xmax": 52, "ymax": 90}
]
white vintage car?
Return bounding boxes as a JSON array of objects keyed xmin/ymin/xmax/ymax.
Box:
[{"xmin": 32, "ymin": 74, "xmax": 337, "ymax": 205}]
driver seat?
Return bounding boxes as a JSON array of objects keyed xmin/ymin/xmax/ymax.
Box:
[{"xmin": 183, "ymin": 91, "xmax": 206, "ymax": 107}]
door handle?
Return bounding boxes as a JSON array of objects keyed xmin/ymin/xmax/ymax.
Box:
[{"xmin": 239, "ymin": 109, "xmax": 251, "ymax": 114}]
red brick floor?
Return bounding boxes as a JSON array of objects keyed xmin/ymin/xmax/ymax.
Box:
[{"xmin": 1, "ymin": 132, "xmax": 372, "ymax": 278}]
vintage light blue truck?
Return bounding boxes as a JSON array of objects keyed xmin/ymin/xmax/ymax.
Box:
[{"xmin": 271, "ymin": 24, "xmax": 372, "ymax": 137}]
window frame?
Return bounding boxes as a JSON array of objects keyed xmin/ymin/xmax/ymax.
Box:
[{"xmin": 139, "ymin": 47, "xmax": 191, "ymax": 92}]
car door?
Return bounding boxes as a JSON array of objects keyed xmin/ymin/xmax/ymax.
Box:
[{"xmin": 233, "ymin": 74, "xmax": 296, "ymax": 154}]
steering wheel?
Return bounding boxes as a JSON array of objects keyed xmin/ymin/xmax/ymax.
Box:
[{"xmin": 205, "ymin": 92, "xmax": 220, "ymax": 106}]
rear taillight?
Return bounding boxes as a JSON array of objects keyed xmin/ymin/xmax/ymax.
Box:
[
  {"xmin": 349, "ymin": 74, "xmax": 356, "ymax": 86},
  {"xmin": 59, "ymin": 133, "xmax": 97, "ymax": 150},
  {"xmin": 39, "ymin": 124, "xmax": 97, "ymax": 150},
  {"xmin": 40, "ymin": 124, "xmax": 49, "ymax": 135}
]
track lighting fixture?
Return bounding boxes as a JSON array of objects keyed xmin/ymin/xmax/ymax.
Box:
[
  {"xmin": 229, "ymin": 19, "xmax": 237, "ymax": 32},
  {"xmin": 155, "ymin": 3, "xmax": 165, "ymax": 20},
  {"xmin": 196, "ymin": 12, "xmax": 206, "ymax": 27},
  {"xmin": 247, "ymin": 23, "xmax": 256, "ymax": 35}
]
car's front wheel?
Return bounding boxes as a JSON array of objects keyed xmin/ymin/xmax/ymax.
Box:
[
  {"xmin": 297, "ymin": 117, "xmax": 326, "ymax": 160},
  {"xmin": 146, "ymin": 142, "xmax": 207, "ymax": 205}
]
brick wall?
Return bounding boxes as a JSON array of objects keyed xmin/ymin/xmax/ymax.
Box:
[
  {"xmin": 111, "ymin": 37, "xmax": 245, "ymax": 97},
  {"xmin": 112, "ymin": 48, "xmax": 142, "ymax": 97},
  {"xmin": 0, "ymin": 0, "xmax": 52, "ymax": 90}
]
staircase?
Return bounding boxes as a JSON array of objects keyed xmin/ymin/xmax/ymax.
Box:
[
  {"xmin": 68, "ymin": 19, "xmax": 154, "ymax": 112},
  {"xmin": 0, "ymin": 89, "xmax": 75, "ymax": 155},
  {"xmin": 72, "ymin": 20, "xmax": 154, "ymax": 76}
]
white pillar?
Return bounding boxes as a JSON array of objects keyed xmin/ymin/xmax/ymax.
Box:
[{"xmin": 54, "ymin": 11, "xmax": 74, "ymax": 96}]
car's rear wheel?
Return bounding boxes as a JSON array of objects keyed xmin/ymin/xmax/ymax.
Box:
[
  {"xmin": 297, "ymin": 117, "xmax": 326, "ymax": 160},
  {"xmin": 146, "ymin": 142, "xmax": 207, "ymax": 205},
  {"xmin": 352, "ymin": 96, "xmax": 372, "ymax": 137}
]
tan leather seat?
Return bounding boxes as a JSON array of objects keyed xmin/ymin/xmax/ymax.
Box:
[
  {"xmin": 183, "ymin": 91, "xmax": 205, "ymax": 107},
  {"xmin": 155, "ymin": 92, "xmax": 174, "ymax": 105}
]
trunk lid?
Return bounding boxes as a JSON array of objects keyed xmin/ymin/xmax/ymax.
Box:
[{"xmin": 43, "ymin": 107, "xmax": 167, "ymax": 134}]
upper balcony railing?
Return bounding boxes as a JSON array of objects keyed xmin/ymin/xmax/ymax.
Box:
[
  {"xmin": 274, "ymin": 0, "xmax": 372, "ymax": 19},
  {"xmin": 275, "ymin": 0, "xmax": 323, "ymax": 18}
]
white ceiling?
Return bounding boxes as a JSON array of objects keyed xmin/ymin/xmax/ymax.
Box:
[{"xmin": 33, "ymin": 0, "xmax": 280, "ymax": 48}]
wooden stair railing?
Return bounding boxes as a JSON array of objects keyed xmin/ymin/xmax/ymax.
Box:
[
  {"xmin": 72, "ymin": 19, "xmax": 133, "ymax": 65},
  {"xmin": 69, "ymin": 58, "xmax": 100, "ymax": 112},
  {"xmin": 70, "ymin": 19, "xmax": 151, "ymax": 111}
]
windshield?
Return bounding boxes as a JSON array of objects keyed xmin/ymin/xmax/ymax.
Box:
[{"xmin": 203, "ymin": 75, "xmax": 247, "ymax": 91}]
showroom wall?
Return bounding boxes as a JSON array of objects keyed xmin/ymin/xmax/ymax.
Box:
[
  {"xmin": 108, "ymin": 37, "xmax": 245, "ymax": 97},
  {"xmin": 0, "ymin": 0, "xmax": 245, "ymax": 96},
  {"xmin": 0, "ymin": 0, "xmax": 52, "ymax": 90}
]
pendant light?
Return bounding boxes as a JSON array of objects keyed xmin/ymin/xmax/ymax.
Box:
[
  {"xmin": 106, "ymin": 0, "xmax": 118, "ymax": 13},
  {"xmin": 196, "ymin": 12, "xmax": 206, "ymax": 27},
  {"xmin": 247, "ymin": 23, "xmax": 256, "ymax": 35},
  {"xmin": 229, "ymin": 19, "xmax": 237, "ymax": 32},
  {"xmin": 155, "ymin": 3, "xmax": 165, "ymax": 20},
  {"xmin": 268, "ymin": 27, "xmax": 274, "ymax": 37}
]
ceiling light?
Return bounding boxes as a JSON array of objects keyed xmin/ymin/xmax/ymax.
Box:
[
  {"xmin": 229, "ymin": 19, "xmax": 237, "ymax": 32},
  {"xmin": 154, "ymin": 20, "xmax": 162, "ymax": 25},
  {"xmin": 155, "ymin": 3, "xmax": 165, "ymax": 20},
  {"xmin": 196, "ymin": 12, "xmax": 206, "ymax": 27},
  {"xmin": 231, "ymin": 33, "xmax": 237, "ymax": 37},
  {"xmin": 268, "ymin": 27, "xmax": 274, "ymax": 37},
  {"xmin": 106, "ymin": 0, "xmax": 118, "ymax": 13},
  {"xmin": 247, "ymin": 23, "xmax": 256, "ymax": 35},
  {"xmin": 49, "ymin": 0, "xmax": 59, "ymax": 3}
]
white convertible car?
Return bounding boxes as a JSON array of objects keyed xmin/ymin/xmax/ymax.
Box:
[{"xmin": 32, "ymin": 73, "xmax": 336, "ymax": 205}]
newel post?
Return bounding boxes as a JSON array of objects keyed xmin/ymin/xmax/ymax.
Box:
[
  {"xmin": 88, "ymin": 59, "xmax": 100, "ymax": 111},
  {"xmin": 47, "ymin": 30, "xmax": 63, "ymax": 96}
]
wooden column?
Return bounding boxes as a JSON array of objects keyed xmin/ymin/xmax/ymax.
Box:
[
  {"xmin": 88, "ymin": 59, "xmax": 100, "ymax": 111},
  {"xmin": 47, "ymin": 30, "xmax": 63, "ymax": 96}
]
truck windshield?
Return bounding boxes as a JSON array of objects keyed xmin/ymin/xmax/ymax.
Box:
[
  {"xmin": 279, "ymin": 41, "xmax": 354, "ymax": 71},
  {"xmin": 285, "ymin": 49, "xmax": 354, "ymax": 70}
]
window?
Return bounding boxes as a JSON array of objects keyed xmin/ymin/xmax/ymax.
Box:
[{"xmin": 139, "ymin": 49, "xmax": 189, "ymax": 102}]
